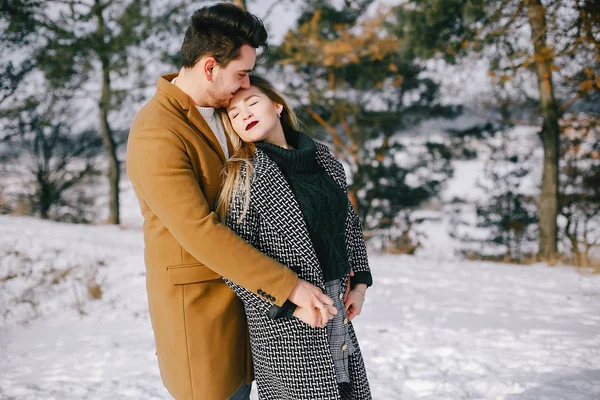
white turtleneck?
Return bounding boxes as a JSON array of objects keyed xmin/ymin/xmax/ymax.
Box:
[{"xmin": 171, "ymin": 77, "xmax": 229, "ymax": 159}]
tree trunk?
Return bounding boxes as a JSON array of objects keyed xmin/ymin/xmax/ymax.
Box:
[
  {"xmin": 564, "ymin": 216, "xmax": 581, "ymax": 265},
  {"xmin": 100, "ymin": 77, "xmax": 120, "ymax": 225},
  {"xmin": 568, "ymin": 230, "xmax": 580, "ymax": 265},
  {"xmin": 39, "ymin": 190, "xmax": 50, "ymax": 219},
  {"xmin": 95, "ymin": 0, "xmax": 120, "ymax": 225},
  {"xmin": 525, "ymin": 0, "xmax": 560, "ymax": 262}
]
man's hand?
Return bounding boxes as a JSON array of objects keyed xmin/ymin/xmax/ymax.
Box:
[
  {"xmin": 288, "ymin": 279, "xmax": 336, "ymax": 327},
  {"xmin": 344, "ymin": 283, "xmax": 367, "ymax": 322},
  {"xmin": 289, "ymin": 278, "xmax": 333, "ymax": 310},
  {"xmin": 293, "ymin": 304, "xmax": 337, "ymax": 328}
]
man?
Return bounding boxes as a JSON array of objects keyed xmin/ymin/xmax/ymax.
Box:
[{"xmin": 126, "ymin": 4, "xmax": 336, "ymax": 400}]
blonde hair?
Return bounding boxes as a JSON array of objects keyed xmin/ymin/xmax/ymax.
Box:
[{"xmin": 216, "ymin": 75, "xmax": 298, "ymax": 222}]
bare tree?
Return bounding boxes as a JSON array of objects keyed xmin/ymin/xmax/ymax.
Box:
[
  {"xmin": 0, "ymin": 96, "xmax": 104, "ymax": 222},
  {"xmin": 1, "ymin": 0, "xmax": 192, "ymax": 224}
]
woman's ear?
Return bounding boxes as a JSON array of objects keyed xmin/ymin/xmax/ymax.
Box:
[{"xmin": 275, "ymin": 103, "xmax": 284, "ymax": 117}]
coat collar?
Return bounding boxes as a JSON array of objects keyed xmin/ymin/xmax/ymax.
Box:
[{"xmin": 156, "ymin": 73, "xmax": 228, "ymax": 163}]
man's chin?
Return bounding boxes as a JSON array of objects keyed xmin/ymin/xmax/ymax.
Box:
[
  {"xmin": 212, "ymin": 98, "xmax": 231, "ymax": 109},
  {"xmin": 205, "ymin": 91, "xmax": 230, "ymax": 109}
]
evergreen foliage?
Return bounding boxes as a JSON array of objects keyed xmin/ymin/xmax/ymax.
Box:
[
  {"xmin": 451, "ymin": 128, "xmax": 538, "ymax": 262},
  {"xmin": 268, "ymin": 0, "xmax": 459, "ymax": 249}
]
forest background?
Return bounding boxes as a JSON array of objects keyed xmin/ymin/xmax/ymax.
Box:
[{"xmin": 1, "ymin": 0, "xmax": 599, "ymax": 266}]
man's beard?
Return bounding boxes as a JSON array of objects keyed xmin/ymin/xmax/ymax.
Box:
[
  {"xmin": 206, "ymin": 79, "xmax": 231, "ymax": 108},
  {"xmin": 207, "ymin": 89, "xmax": 229, "ymax": 108}
]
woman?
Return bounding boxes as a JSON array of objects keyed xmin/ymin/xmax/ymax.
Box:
[{"xmin": 216, "ymin": 75, "xmax": 373, "ymax": 400}]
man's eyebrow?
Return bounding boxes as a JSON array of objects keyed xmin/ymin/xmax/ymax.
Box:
[{"xmin": 240, "ymin": 69, "xmax": 252, "ymax": 73}]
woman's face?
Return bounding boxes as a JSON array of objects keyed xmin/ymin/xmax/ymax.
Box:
[{"xmin": 226, "ymin": 86, "xmax": 283, "ymax": 143}]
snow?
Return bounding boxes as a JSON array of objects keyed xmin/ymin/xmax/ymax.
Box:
[{"xmin": 1, "ymin": 215, "xmax": 599, "ymax": 399}]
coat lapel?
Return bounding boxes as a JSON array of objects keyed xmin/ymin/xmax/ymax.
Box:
[
  {"xmin": 251, "ymin": 149, "xmax": 323, "ymax": 284},
  {"xmin": 314, "ymin": 143, "xmax": 348, "ymax": 195},
  {"xmin": 156, "ymin": 73, "xmax": 227, "ymax": 163}
]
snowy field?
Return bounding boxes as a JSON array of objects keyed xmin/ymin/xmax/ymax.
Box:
[{"xmin": 1, "ymin": 215, "xmax": 599, "ymax": 399}]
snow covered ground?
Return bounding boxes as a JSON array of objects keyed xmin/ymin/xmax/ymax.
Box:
[{"xmin": 1, "ymin": 215, "xmax": 599, "ymax": 399}]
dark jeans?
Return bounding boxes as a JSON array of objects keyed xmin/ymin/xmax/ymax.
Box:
[{"xmin": 228, "ymin": 381, "xmax": 251, "ymax": 400}]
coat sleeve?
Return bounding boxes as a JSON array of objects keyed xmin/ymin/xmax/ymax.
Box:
[
  {"xmin": 325, "ymin": 147, "xmax": 372, "ymax": 281},
  {"xmin": 126, "ymin": 123, "xmax": 297, "ymax": 306},
  {"xmin": 347, "ymin": 203, "xmax": 372, "ymax": 277},
  {"xmin": 223, "ymin": 164, "xmax": 296, "ymax": 319}
]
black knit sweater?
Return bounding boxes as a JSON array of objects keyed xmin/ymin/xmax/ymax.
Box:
[{"xmin": 256, "ymin": 130, "xmax": 373, "ymax": 288}]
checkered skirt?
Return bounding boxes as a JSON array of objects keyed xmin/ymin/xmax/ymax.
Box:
[{"xmin": 324, "ymin": 279, "xmax": 357, "ymax": 384}]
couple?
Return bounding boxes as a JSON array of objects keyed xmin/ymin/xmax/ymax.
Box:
[{"xmin": 127, "ymin": 4, "xmax": 373, "ymax": 400}]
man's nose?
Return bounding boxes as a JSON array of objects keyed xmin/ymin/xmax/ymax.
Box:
[{"xmin": 240, "ymin": 75, "xmax": 250, "ymax": 89}]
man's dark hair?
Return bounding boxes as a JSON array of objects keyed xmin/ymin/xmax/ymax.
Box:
[{"xmin": 181, "ymin": 3, "xmax": 268, "ymax": 68}]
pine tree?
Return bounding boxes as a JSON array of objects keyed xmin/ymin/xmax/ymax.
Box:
[
  {"xmin": 559, "ymin": 114, "xmax": 600, "ymax": 266},
  {"xmin": 0, "ymin": 94, "xmax": 104, "ymax": 221},
  {"xmin": 451, "ymin": 128, "xmax": 539, "ymax": 262},
  {"xmin": 268, "ymin": 0, "xmax": 457, "ymax": 246}
]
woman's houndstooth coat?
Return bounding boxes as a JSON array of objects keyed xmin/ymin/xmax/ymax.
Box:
[{"xmin": 224, "ymin": 142, "xmax": 372, "ymax": 400}]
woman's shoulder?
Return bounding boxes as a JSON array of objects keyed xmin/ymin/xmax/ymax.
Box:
[
  {"xmin": 313, "ymin": 140, "xmax": 338, "ymax": 161},
  {"xmin": 313, "ymin": 141, "xmax": 341, "ymax": 166},
  {"xmin": 313, "ymin": 140, "xmax": 331, "ymax": 154},
  {"xmin": 252, "ymin": 147, "xmax": 276, "ymax": 171},
  {"xmin": 241, "ymin": 147, "xmax": 279, "ymax": 185},
  {"xmin": 311, "ymin": 140, "xmax": 349, "ymax": 184}
]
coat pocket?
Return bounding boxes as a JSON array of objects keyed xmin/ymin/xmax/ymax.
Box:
[
  {"xmin": 166, "ymin": 263, "xmax": 221, "ymax": 285},
  {"xmin": 249, "ymin": 311, "xmax": 321, "ymax": 346}
]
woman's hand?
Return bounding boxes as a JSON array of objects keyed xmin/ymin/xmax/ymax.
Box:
[
  {"xmin": 344, "ymin": 283, "xmax": 366, "ymax": 322},
  {"xmin": 344, "ymin": 269, "xmax": 355, "ymax": 302}
]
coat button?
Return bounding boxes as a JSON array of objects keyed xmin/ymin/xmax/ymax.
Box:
[
  {"xmin": 339, "ymin": 293, "xmax": 344, "ymax": 300},
  {"xmin": 341, "ymin": 344, "xmax": 348, "ymax": 351},
  {"xmin": 343, "ymin": 317, "xmax": 348, "ymax": 325}
]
